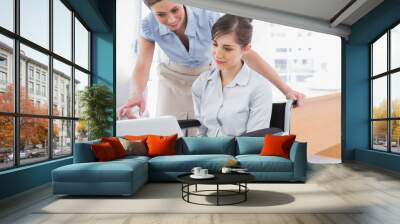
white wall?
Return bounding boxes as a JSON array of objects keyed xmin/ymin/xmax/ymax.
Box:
[{"xmin": 116, "ymin": 0, "xmax": 141, "ymax": 109}]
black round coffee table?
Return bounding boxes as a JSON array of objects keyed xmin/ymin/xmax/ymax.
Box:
[{"xmin": 177, "ymin": 173, "xmax": 255, "ymax": 206}]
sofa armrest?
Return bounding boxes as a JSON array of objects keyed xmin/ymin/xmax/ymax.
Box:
[
  {"xmin": 289, "ymin": 141, "xmax": 307, "ymax": 181},
  {"xmin": 73, "ymin": 140, "xmax": 100, "ymax": 163}
]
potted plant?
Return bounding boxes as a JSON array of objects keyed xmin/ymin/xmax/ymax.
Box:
[{"xmin": 79, "ymin": 84, "xmax": 114, "ymax": 140}]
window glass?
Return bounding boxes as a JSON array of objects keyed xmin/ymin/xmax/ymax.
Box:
[
  {"xmin": 20, "ymin": 0, "xmax": 49, "ymax": 49},
  {"xmin": 274, "ymin": 59, "xmax": 287, "ymax": 72},
  {"xmin": 251, "ymin": 20, "xmax": 341, "ymax": 101},
  {"xmin": 391, "ymin": 72, "xmax": 400, "ymax": 118},
  {"xmin": 0, "ymin": 0, "xmax": 14, "ymax": 31},
  {"xmin": 372, "ymin": 77, "xmax": 387, "ymax": 119},
  {"xmin": 74, "ymin": 18, "xmax": 89, "ymax": 70},
  {"xmin": 74, "ymin": 69, "xmax": 89, "ymax": 118},
  {"xmin": 53, "ymin": 59, "xmax": 72, "ymax": 117},
  {"xmin": 20, "ymin": 44, "xmax": 49, "ymax": 115},
  {"xmin": 0, "ymin": 0, "xmax": 92, "ymax": 168},
  {"xmin": 372, "ymin": 34, "xmax": 387, "ymax": 76},
  {"xmin": 53, "ymin": 0, "xmax": 72, "ymax": 60},
  {"xmin": 0, "ymin": 116, "xmax": 13, "ymax": 170},
  {"xmin": 75, "ymin": 120, "xmax": 88, "ymax": 143},
  {"xmin": 372, "ymin": 121, "xmax": 388, "ymax": 151},
  {"xmin": 391, "ymin": 120, "xmax": 400, "ymax": 153},
  {"xmin": 0, "ymin": 35, "xmax": 14, "ymax": 112},
  {"xmin": 19, "ymin": 117, "xmax": 49, "ymax": 165},
  {"xmin": 391, "ymin": 24, "xmax": 400, "ymax": 70},
  {"xmin": 53, "ymin": 119, "xmax": 72, "ymax": 158}
]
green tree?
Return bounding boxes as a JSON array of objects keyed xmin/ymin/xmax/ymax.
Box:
[
  {"xmin": 391, "ymin": 99, "xmax": 400, "ymax": 142},
  {"xmin": 0, "ymin": 85, "xmax": 59, "ymax": 150},
  {"xmin": 79, "ymin": 84, "xmax": 113, "ymax": 140},
  {"xmin": 372, "ymin": 100, "xmax": 387, "ymax": 138}
]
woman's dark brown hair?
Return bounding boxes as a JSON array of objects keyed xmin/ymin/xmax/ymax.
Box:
[
  {"xmin": 211, "ymin": 14, "xmax": 253, "ymax": 48},
  {"xmin": 143, "ymin": 0, "xmax": 162, "ymax": 8}
]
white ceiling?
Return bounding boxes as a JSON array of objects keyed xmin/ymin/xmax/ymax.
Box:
[
  {"xmin": 227, "ymin": 0, "xmax": 352, "ymax": 22},
  {"xmin": 174, "ymin": 0, "xmax": 384, "ymax": 38}
]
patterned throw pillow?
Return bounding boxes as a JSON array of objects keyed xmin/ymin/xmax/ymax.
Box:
[{"xmin": 118, "ymin": 138, "xmax": 147, "ymax": 156}]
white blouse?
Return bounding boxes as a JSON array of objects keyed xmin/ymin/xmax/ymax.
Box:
[{"xmin": 192, "ymin": 63, "xmax": 272, "ymax": 137}]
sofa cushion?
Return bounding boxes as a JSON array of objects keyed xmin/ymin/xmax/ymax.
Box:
[
  {"xmin": 101, "ymin": 137, "xmax": 127, "ymax": 158},
  {"xmin": 260, "ymin": 135, "xmax": 296, "ymax": 159},
  {"xmin": 74, "ymin": 140, "xmax": 100, "ymax": 163},
  {"xmin": 91, "ymin": 142, "xmax": 118, "ymax": 161},
  {"xmin": 52, "ymin": 158, "xmax": 147, "ymax": 183},
  {"xmin": 236, "ymin": 155, "xmax": 293, "ymax": 172},
  {"xmin": 148, "ymin": 154, "xmax": 235, "ymax": 172},
  {"xmin": 179, "ymin": 137, "xmax": 236, "ymax": 155},
  {"xmin": 236, "ymin": 137, "xmax": 264, "ymax": 155},
  {"xmin": 115, "ymin": 155, "xmax": 150, "ymax": 163},
  {"xmin": 147, "ymin": 134, "xmax": 178, "ymax": 157},
  {"xmin": 124, "ymin": 135, "xmax": 149, "ymax": 142},
  {"xmin": 118, "ymin": 138, "xmax": 147, "ymax": 156}
]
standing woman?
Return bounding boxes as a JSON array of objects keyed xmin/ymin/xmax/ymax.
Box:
[
  {"xmin": 192, "ymin": 15, "xmax": 272, "ymax": 137},
  {"xmin": 118, "ymin": 0, "xmax": 304, "ymax": 120}
]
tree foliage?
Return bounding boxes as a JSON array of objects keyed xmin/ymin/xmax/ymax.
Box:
[
  {"xmin": 0, "ymin": 85, "xmax": 59, "ymax": 150},
  {"xmin": 372, "ymin": 99, "xmax": 400, "ymax": 141},
  {"xmin": 79, "ymin": 84, "xmax": 113, "ymax": 140}
]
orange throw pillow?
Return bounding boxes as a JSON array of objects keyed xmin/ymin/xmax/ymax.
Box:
[
  {"xmin": 146, "ymin": 134, "xmax": 177, "ymax": 157},
  {"xmin": 259, "ymin": 135, "xmax": 296, "ymax": 159},
  {"xmin": 91, "ymin": 142, "xmax": 117, "ymax": 161},
  {"xmin": 124, "ymin": 135, "xmax": 149, "ymax": 142},
  {"xmin": 101, "ymin": 137, "xmax": 127, "ymax": 158}
]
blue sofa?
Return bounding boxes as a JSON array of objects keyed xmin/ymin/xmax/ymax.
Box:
[{"xmin": 52, "ymin": 137, "xmax": 307, "ymax": 196}]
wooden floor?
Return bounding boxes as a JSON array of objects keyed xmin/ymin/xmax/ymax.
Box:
[{"xmin": 1, "ymin": 162, "xmax": 400, "ymax": 224}]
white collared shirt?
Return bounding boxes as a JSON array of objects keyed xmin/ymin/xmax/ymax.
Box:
[{"xmin": 192, "ymin": 63, "xmax": 272, "ymax": 137}]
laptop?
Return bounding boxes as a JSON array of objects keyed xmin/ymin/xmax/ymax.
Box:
[{"xmin": 116, "ymin": 115, "xmax": 184, "ymax": 137}]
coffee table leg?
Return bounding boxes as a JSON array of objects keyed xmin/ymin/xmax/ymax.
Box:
[
  {"xmin": 245, "ymin": 183, "xmax": 247, "ymax": 201},
  {"xmin": 187, "ymin": 184, "xmax": 190, "ymax": 202},
  {"xmin": 216, "ymin": 184, "xmax": 219, "ymax": 206},
  {"xmin": 195, "ymin": 184, "xmax": 197, "ymax": 192}
]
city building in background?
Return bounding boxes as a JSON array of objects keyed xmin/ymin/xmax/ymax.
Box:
[
  {"xmin": 0, "ymin": 0, "xmax": 90, "ymax": 170},
  {"xmin": 252, "ymin": 21, "xmax": 341, "ymax": 101},
  {"xmin": 0, "ymin": 41, "xmax": 78, "ymax": 167}
]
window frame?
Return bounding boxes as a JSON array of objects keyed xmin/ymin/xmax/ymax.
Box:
[
  {"xmin": 370, "ymin": 20, "xmax": 400, "ymax": 154},
  {"xmin": 0, "ymin": 0, "xmax": 92, "ymax": 171}
]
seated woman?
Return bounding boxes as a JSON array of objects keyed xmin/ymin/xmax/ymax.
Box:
[{"xmin": 192, "ymin": 14, "xmax": 272, "ymax": 137}]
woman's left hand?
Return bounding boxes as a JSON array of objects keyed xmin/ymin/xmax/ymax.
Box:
[{"xmin": 285, "ymin": 90, "xmax": 306, "ymax": 107}]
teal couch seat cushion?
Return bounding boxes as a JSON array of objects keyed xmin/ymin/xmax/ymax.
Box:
[
  {"xmin": 236, "ymin": 155, "xmax": 293, "ymax": 172},
  {"xmin": 178, "ymin": 137, "xmax": 236, "ymax": 155},
  {"xmin": 115, "ymin": 155, "xmax": 150, "ymax": 163},
  {"xmin": 53, "ymin": 159, "xmax": 147, "ymax": 183},
  {"xmin": 149, "ymin": 154, "xmax": 235, "ymax": 172}
]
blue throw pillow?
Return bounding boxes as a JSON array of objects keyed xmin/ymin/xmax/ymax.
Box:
[
  {"xmin": 179, "ymin": 137, "xmax": 235, "ymax": 155},
  {"xmin": 236, "ymin": 137, "xmax": 264, "ymax": 155}
]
